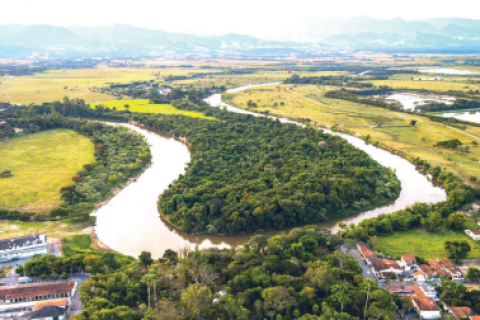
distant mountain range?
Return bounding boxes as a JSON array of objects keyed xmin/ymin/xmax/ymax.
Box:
[{"xmin": 1, "ymin": 18, "xmax": 480, "ymax": 58}]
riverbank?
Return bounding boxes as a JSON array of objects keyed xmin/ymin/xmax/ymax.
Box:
[{"xmin": 90, "ymin": 84, "xmax": 445, "ymax": 258}]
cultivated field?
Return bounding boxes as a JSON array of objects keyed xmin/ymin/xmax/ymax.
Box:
[
  {"xmin": 0, "ymin": 129, "xmax": 94, "ymax": 212},
  {"xmin": 92, "ymin": 99, "xmax": 214, "ymax": 119}
]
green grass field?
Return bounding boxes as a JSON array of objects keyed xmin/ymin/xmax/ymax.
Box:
[
  {"xmin": 92, "ymin": 99, "xmax": 214, "ymax": 119},
  {"xmin": 0, "ymin": 129, "xmax": 95, "ymax": 213},
  {"xmin": 372, "ymin": 229, "xmax": 480, "ymax": 259}
]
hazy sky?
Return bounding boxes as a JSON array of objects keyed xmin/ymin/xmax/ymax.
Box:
[{"xmin": 3, "ymin": 0, "xmax": 480, "ymax": 39}]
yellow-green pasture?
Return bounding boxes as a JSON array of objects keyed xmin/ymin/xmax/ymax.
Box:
[
  {"xmin": 0, "ymin": 129, "xmax": 95, "ymax": 213},
  {"xmin": 0, "ymin": 67, "xmax": 222, "ymax": 105},
  {"xmin": 367, "ymin": 79, "xmax": 480, "ymax": 92},
  {"xmin": 91, "ymin": 99, "xmax": 214, "ymax": 119}
]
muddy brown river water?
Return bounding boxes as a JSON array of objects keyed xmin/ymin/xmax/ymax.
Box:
[{"xmin": 93, "ymin": 84, "xmax": 447, "ymax": 258}]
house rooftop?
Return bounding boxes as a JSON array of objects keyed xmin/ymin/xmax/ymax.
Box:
[
  {"xmin": 419, "ymin": 264, "xmax": 435, "ymax": 276},
  {"xmin": 411, "ymin": 285, "xmax": 425, "ymax": 297},
  {"xmin": 30, "ymin": 305, "xmax": 65, "ymax": 319},
  {"xmin": 402, "ymin": 254, "xmax": 416, "ymax": 265},
  {"xmin": 0, "ymin": 282, "xmax": 75, "ymax": 300},
  {"xmin": 33, "ymin": 298, "xmax": 68, "ymax": 310},
  {"xmin": 412, "ymin": 296, "xmax": 441, "ymax": 311},
  {"xmin": 0, "ymin": 234, "xmax": 45, "ymax": 252},
  {"xmin": 468, "ymin": 230, "xmax": 480, "ymax": 236},
  {"xmin": 371, "ymin": 259, "xmax": 401, "ymax": 271},
  {"xmin": 449, "ymin": 306, "xmax": 473, "ymax": 319},
  {"xmin": 357, "ymin": 244, "xmax": 376, "ymax": 260}
]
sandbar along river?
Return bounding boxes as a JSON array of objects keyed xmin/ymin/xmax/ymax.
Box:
[{"xmin": 94, "ymin": 83, "xmax": 446, "ymax": 258}]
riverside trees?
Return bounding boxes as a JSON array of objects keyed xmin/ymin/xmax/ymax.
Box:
[
  {"xmin": 73, "ymin": 226, "xmax": 396, "ymax": 320},
  {"xmin": 133, "ymin": 102, "xmax": 401, "ymax": 235}
]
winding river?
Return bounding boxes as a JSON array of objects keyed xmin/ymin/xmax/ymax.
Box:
[{"xmin": 94, "ymin": 84, "xmax": 447, "ymax": 258}]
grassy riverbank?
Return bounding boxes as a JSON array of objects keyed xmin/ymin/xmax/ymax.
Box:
[
  {"xmin": 224, "ymin": 84, "xmax": 480, "ymax": 186},
  {"xmin": 371, "ymin": 228, "xmax": 480, "ymax": 259},
  {"xmin": 0, "ymin": 129, "xmax": 95, "ymax": 213}
]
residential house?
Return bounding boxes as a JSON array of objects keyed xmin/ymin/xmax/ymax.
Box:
[
  {"xmin": 470, "ymin": 316, "xmax": 480, "ymax": 320},
  {"xmin": 465, "ymin": 230, "xmax": 480, "ymax": 241},
  {"xmin": 427, "ymin": 259, "xmax": 462, "ymax": 280},
  {"xmin": 387, "ymin": 282, "xmax": 415, "ymax": 296},
  {"xmin": 371, "ymin": 259, "xmax": 403, "ymax": 279},
  {"xmin": 0, "ymin": 234, "xmax": 48, "ymax": 262},
  {"xmin": 419, "ymin": 265, "xmax": 436, "ymax": 279},
  {"xmin": 412, "ymin": 268, "xmax": 427, "ymax": 282},
  {"xmin": 417, "ymin": 283, "xmax": 438, "ymax": 299},
  {"xmin": 448, "ymin": 306, "xmax": 473, "ymax": 320},
  {"xmin": 401, "ymin": 254, "xmax": 416, "ymax": 271},
  {"xmin": 357, "ymin": 243, "xmax": 376, "ymax": 265},
  {"xmin": 439, "ymin": 258, "xmax": 463, "ymax": 280},
  {"xmin": 411, "ymin": 296, "xmax": 441, "ymax": 319},
  {"xmin": 13, "ymin": 127, "xmax": 23, "ymax": 133}
]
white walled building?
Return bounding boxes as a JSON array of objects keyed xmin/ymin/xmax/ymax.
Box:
[{"xmin": 0, "ymin": 234, "xmax": 47, "ymax": 262}]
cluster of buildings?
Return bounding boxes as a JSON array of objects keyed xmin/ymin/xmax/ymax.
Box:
[
  {"xmin": 0, "ymin": 281, "xmax": 77, "ymax": 319},
  {"xmin": 0, "ymin": 234, "xmax": 78, "ymax": 319},
  {"xmin": 358, "ymin": 243, "xmax": 471, "ymax": 319},
  {"xmin": 358, "ymin": 244, "xmax": 464, "ymax": 282}
]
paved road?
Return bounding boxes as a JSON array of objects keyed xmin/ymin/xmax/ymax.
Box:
[
  {"xmin": 69, "ymin": 273, "xmax": 91, "ymax": 317},
  {"xmin": 345, "ymin": 247, "xmax": 375, "ymax": 280}
]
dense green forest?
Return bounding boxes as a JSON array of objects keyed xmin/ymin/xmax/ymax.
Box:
[
  {"xmin": 129, "ymin": 101, "xmax": 400, "ymax": 235},
  {"xmin": 59, "ymin": 226, "xmax": 396, "ymax": 320},
  {"xmin": 1, "ymin": 102, "xmax": 151, "ymax": 219}
]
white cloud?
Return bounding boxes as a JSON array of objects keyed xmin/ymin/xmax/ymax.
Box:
[{"xmin": 2, "ymin": 0, "xmax": 480, "ymax": 40}]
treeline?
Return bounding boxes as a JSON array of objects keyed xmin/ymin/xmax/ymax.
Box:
[
  {"xmin": 130, "ymin": 100, "xmax": 400, "ymax": 235},
  {"xmin": 416, "ymin": 98, "xmax": 480, "ymax": 113},
  {"xmin": 0, "ymin": 65, "xmax": 46, "ymax": 76},
  {"xmin": 71, "ymin": 226, "xmax": 396, "ymax": 320},
  {"xmin": 324, "ymin": 89, "xmax": 404, "ymax": 112},
  {"xmin": 284, "ymin": 74, "xmax": 375, "ymax": 88},
  {"xmin": 344, "ymin": 161, "xmax": 479, "ymax": 241}
]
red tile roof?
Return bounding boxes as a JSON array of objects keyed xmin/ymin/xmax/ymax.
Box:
[
  {"xmin": 412, "ymin": 296, "xmax": 441, "ymax": 311},
  {"xmin": 449, "ymin": 306, "xmax": 473, "ymax": 319},
  {"xmin": 0, "ymin": 282, "xmax": 75, "ymax": 300},
  {"xmin": 358, "ymin": 244, "xmax": 376, "ymax": 260},
  {"xmin": 402, "ymin": 254, "xmax": 416, "ymax": 265},
  {"xmin": 411, "ymin": 285, "xmax": 425, "ymax": 297},
  {"xmin": 419, "ymin": 264, "xmax": 435, "ymax": 277},
  {"xmin": 371, "ymin": 259, "xmax": 401, "ymax": 272},
  {"xmin": 469, "ymin": 230, "xmax": 480, "ymax": 236},
  {"xmin": 33, "ymin": 298, "xmax": 68, "ymax": 310}
]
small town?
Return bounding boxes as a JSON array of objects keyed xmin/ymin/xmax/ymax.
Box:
[
  {"xmin": 356, "ymin": 227, "xmax": 480, "ymax": 319},
  {"xmin": 0, "ymin": 234, "xmax": 86, "ymax": 320}
]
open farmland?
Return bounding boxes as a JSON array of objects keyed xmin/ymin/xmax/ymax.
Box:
[
  {"xmin": 0, "ymin": 129, "xmax": 94, "ymax": 213},
  {"xmin": 91, "ymin": 99, "xmax": 214, "ymax": 119},
  {"xmin": 0, "ymin": 67, "xmax": 222, "ymax": 105}
]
